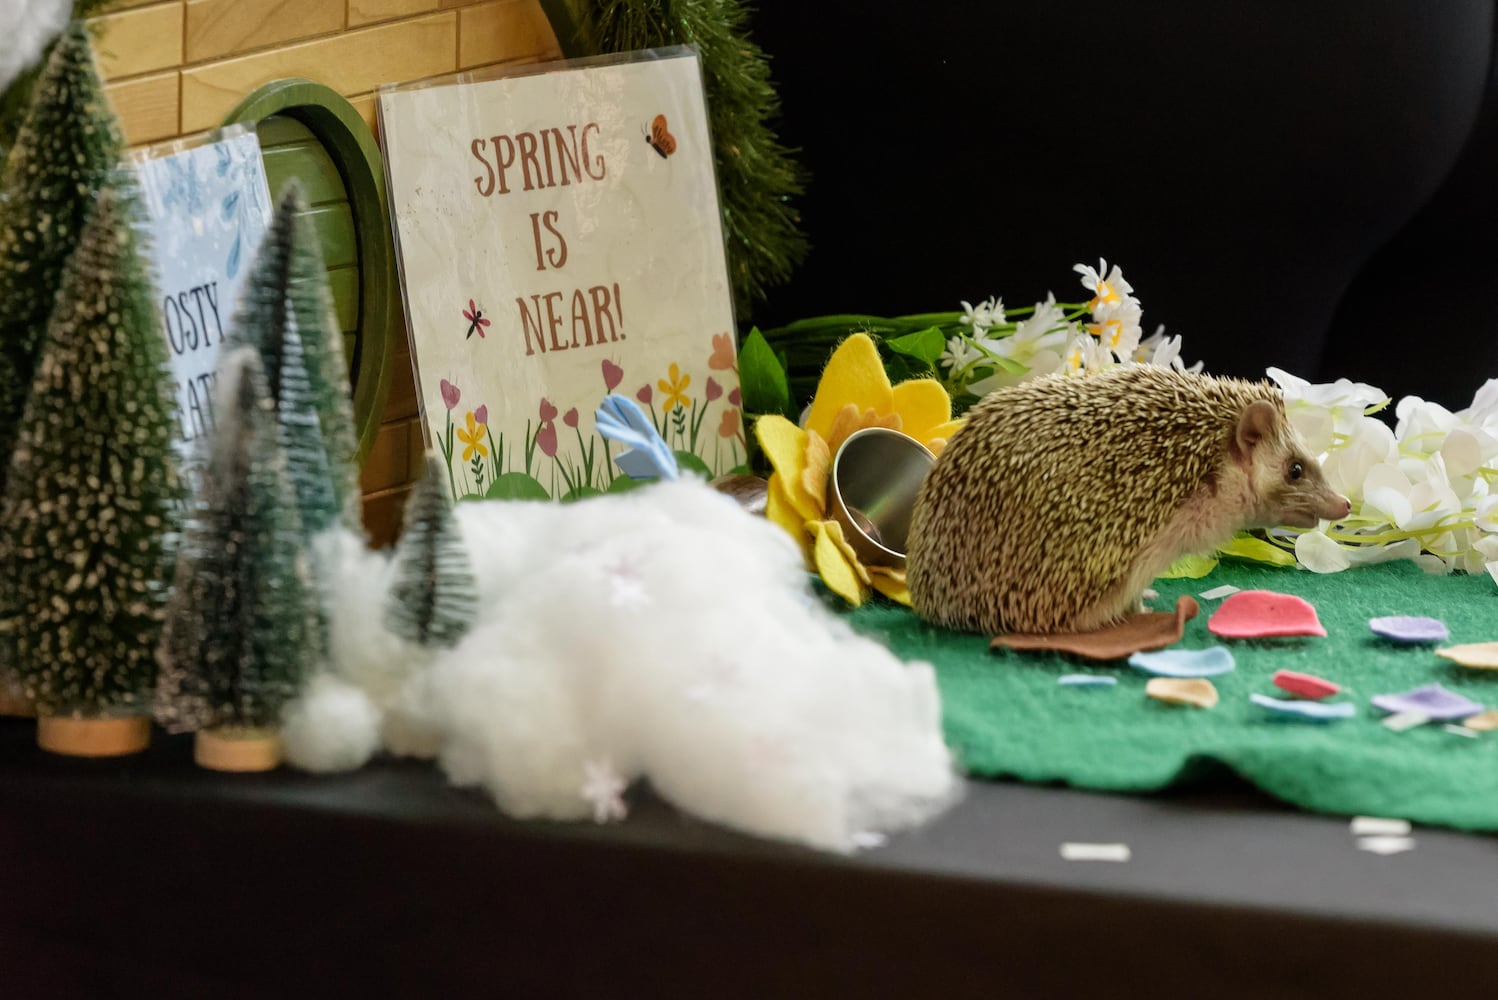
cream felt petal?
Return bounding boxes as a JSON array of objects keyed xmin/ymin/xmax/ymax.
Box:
[{"xmin": 804, "ymin": 334, "xmax": 895, "ymax": 442}]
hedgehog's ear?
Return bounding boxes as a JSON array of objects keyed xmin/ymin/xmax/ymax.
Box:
[{"xmin": 1234, "ymin": 400, "xmax": 1279, "ymax": 462}]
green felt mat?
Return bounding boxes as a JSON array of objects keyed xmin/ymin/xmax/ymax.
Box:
[{"xmin": 851, "ymin": 560, "xmax": 1498, "ymax": 830}]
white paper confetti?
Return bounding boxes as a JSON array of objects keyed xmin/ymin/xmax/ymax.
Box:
[
  {"xmin": 1382, "ymin": 711, "xmax": 1430, "ymax": 732},
  {"xmin": 1357, "ymin": 835, "xmax": 1416, "ymax": 856},
  {"xmin": 1199, "ymin": 584, "xmax": 1241, "ymax": 601},
  {"xmin": 850, "ymin": 831, "xmax": 888, "ymax": 850},
  {"xmin": 1060, "ymin": 842, "xmax": 1131, "ymax": 862},
  {"xmin": 1350, "ymin": 816, "xmax": 1411, "ymax": 837}
]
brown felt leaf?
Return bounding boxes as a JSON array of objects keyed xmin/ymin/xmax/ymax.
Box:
[{"xmin": 990, "ymin": 595, "xmax": 1200, "ymax": 661}]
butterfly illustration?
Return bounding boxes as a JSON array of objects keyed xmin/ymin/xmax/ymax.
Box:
[
  {"xmin": 643, "ymin": 114, "xmax": 677, "ymax": 159},
  {"xmin": 463, "ymin": 299, "xmax": 490, "ymax": 340}
]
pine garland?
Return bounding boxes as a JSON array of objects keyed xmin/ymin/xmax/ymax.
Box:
[
  {"xmin": 0, "ymin": 21, "xmax": 124, "ymax": 495},
  {"xmin": 386, "ymin": 455, "xmax": 480, "ymax": 649},
  {"xmin": 564, "ymin": 0, "xmax": 808, "ymax": 316},
  {"xmin": 0, "ymin": 183, "xmax": 182, "ymax": 716}
]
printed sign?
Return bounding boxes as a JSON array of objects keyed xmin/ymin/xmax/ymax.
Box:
[
  {"xmin": 379, "ymin": 47, "xmax": 742, "ymax": 501},
  {"xmin": 132, "ymin": 126, "xmax": 274, "ymax": 485}
]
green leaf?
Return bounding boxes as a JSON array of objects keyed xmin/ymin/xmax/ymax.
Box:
[
  {"xmin": 1159, "ymin": 553, "xmax": 1219, "ymax": 579},
  {"xmin": 1217, "ymin": 534, "xmax": 1297, "ymax": 567},
  {"xmin": 883, "ymin": 326, "xmax": 947, "ymax": 368},
  {"xmin": 484, "ymin": 472, "xmax": 552, "ymax": 501},
  {"xmin": 606, "ymin": 474, "xmax": 644, "ymax": 494},
  {"xmin": 674, "ymin": 451, "xmax": 713, "ymax": 479},
  {"xmin": 738, "ymin": 327, "xmax": 792, "ymax": 417},
  {"xmin": 561, "ymin": 485, "xmax": 602, "ymax": 502}
]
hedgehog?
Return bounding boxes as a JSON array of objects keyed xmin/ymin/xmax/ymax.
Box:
[{"xmin": 906, "ymin": 366, "xmax": 1351, "ymax": 635}]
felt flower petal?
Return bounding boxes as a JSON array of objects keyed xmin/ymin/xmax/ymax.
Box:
[
  {"xmin": 868, "ymin": 566, "xmax": 911, "ymax": 606},
  {"xmin": 805, "ymin": 334, "xmax": 894, "ymax": 442},
  {"xmin": 756, "ymin": 415, "xmax": 809, "ymax": 487},
  {"xmin": 1369, "ymin": 615, "xmax": 1449, "ymax": 643},
  {"xmin": 1145, "ymin": 677, "xmax": 1218, "ymax": 708},
  {"xmin": 809, "ymin": 520, "xmax": 870, "ymax": 605},
  {"xmin": 764, "ymin": 475, "xmax": 813, "ymax": 563},
  {"xmin": 801, "ymin": 429, "xmax": 831, "ymax": 513},
  {"xmin": 889, "ymin": 378, "xmax": 953, "ymax": 442},
  {"xmin": 1371, "ymin": 684, "xmax": 1484, "ymax": 721},
  {"xmin": 1128, "ymin": 647, "xmax": 1235, "ymax": 677},
  {"xmin": 1435, "ymin": 642, "xmax": 1498, "ymax": 670},
  {"xmin": 1250, "ymin": 694, "xmax": 1356, "ymax": 721},
  {"xmin": 1208, "ymin": 590, "xmax": 1326, "ymax": 638}
]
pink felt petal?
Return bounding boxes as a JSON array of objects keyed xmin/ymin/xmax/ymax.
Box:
[
  {"xmin": 1271, "ymin": 669, "xmax": 1340, "ymax": 700},
  {"xmin": 1207, "ymin": 590, "xmax": 1326, "ymax": 639}
]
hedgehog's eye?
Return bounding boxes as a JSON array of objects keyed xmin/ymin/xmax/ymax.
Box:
[{"xmin": 1289, "ymin": 461, "xmax": 1304, "ymax": 481}]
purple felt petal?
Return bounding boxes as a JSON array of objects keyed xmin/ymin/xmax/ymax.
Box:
[
  {"xmin": 1371, "ymin": 684, "xmax": 1484, "ymax": 721},
  {"xmin": 1369, "ymin": 615, "xmax": 1450, "ymax": 643}
]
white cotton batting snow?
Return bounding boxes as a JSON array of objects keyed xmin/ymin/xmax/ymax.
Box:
[
  {"xmin": 0, "ymin": 0, "xmax": 70, "ymax": 94},
  {"xmin": 283, "ymin": 478, "xmax": 959, "ymax": 853}
]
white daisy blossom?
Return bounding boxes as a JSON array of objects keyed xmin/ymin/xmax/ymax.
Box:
[
  {"xmin": 1136, "ymin": 326, "xmax": 1204, "ymax": 373},
  {"xmin": 1074, "ymin": 258, "xmax": 1137, "ymax": 312}
]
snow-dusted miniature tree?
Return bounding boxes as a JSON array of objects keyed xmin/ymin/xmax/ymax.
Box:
[
  {"xmin": 228, "ymin": 180, "xmax": 362, "ymax": 537},
  {"xmin": 0, "ymin": 183, "xmax": 180, "ymax": 723},
  {"xmin": 156, "ymin": 348, "xmax": 319, "ymax": 757},
  {"xmin": 0, "ymin": 21, "xmax": 124, "ymax": 492},
  {"xmin": 385, "ymin": 454, "xmax": 479, "ymax": 648}
]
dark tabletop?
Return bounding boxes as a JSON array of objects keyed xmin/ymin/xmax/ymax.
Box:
[{"xmin": 3, "ymin": 716, "xmax": 1497, "ymax": 998}]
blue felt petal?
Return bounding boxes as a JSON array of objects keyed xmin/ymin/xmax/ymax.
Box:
[
  {"xmin": 1127, "ymin": 647, "xmax": 1236, "ymax": 677},
  {"xmin": 1250, "ymin": 693, "xmax": 1357, "ymax": 721},
  {"xmin": 1057, "ymin": 675, "xmax": 1118, "ymax": 687}
]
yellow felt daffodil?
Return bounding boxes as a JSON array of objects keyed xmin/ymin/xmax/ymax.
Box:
[{"xmin": 755, "ymin": 333, "xmax": 964, "ymax": 606}]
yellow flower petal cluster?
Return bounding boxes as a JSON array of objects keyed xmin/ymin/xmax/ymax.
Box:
[{"xmin": 755, "ymin": 333, "xmax": 964, "ymax": 606}]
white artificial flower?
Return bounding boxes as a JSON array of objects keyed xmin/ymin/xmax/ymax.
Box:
[
  {"xmin": 958, "ymin": 296, "xmax": 1004, "ymax": 335},
  {"xmin": 938, "ymin": 335, "xmax": 984, "ymax": 373},
  {"xmin": 1266, "ymin": 367, "xmax": 1389, "ymax": 457},
  {"xmin": 1063, "ymin": 333, "xmax": 1115, "ymax": 375},
  {"xmin": 1090, "ymin": 300, "xmax": 1143, "ymax": 362},
  {"xmin": 1295, "ymin": 530, "xmax": 1352, "ymax": 573},
  {"xmin": 1074, "ymin": 258, "xmax": 1137, "ymax": 312}
]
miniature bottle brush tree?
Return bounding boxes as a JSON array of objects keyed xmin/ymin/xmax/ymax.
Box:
[
  {"xmin": 156, "ymin": 350, "xmax": 320, "ymax": 772},
  {"xmin": 385, "ymin": 454, "xmax": 480, "ymax": 650},
  {"xmin": 0, "ymin": 182, "xmax": 183, "ymax": 756},
  {"xmin": 0, "ymin": 23, "xmax": 125, "ymax": 717}
]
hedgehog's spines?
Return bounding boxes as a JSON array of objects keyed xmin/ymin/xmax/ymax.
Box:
[{"xmin": 907, "ymin": 367, "xmax": 1287, "ymax": 635}]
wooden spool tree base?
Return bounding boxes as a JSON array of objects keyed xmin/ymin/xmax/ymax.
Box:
[
  {"xmin": 37, "ymin": 715, "xmax": 151, "ymax": 757},
  {"xmin": 195, "ymin": 728, "xmax": 282, "ymax": 772},
  {"xmin": 0, "ymin": 684, "xmax": 35, "ymax": 718}
]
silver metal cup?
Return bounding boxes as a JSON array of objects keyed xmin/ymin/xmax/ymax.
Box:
[{"xmin": 827, "ymin": 427, "xmax": 936, "ymax": 569}]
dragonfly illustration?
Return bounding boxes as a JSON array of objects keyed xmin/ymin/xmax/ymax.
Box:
[{"xmin": 463, "ymin": 299, "xmax": 491, "ymax": 340}]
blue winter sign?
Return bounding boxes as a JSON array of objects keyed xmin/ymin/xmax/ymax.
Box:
[{"xmin": 130, "ymin": 126, "xmax": 273, "ymax": 486}]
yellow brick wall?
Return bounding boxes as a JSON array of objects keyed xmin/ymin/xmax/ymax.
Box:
[{"xmin": 91, "ymin": 0, "xmax": 563, "ymax": 546}]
